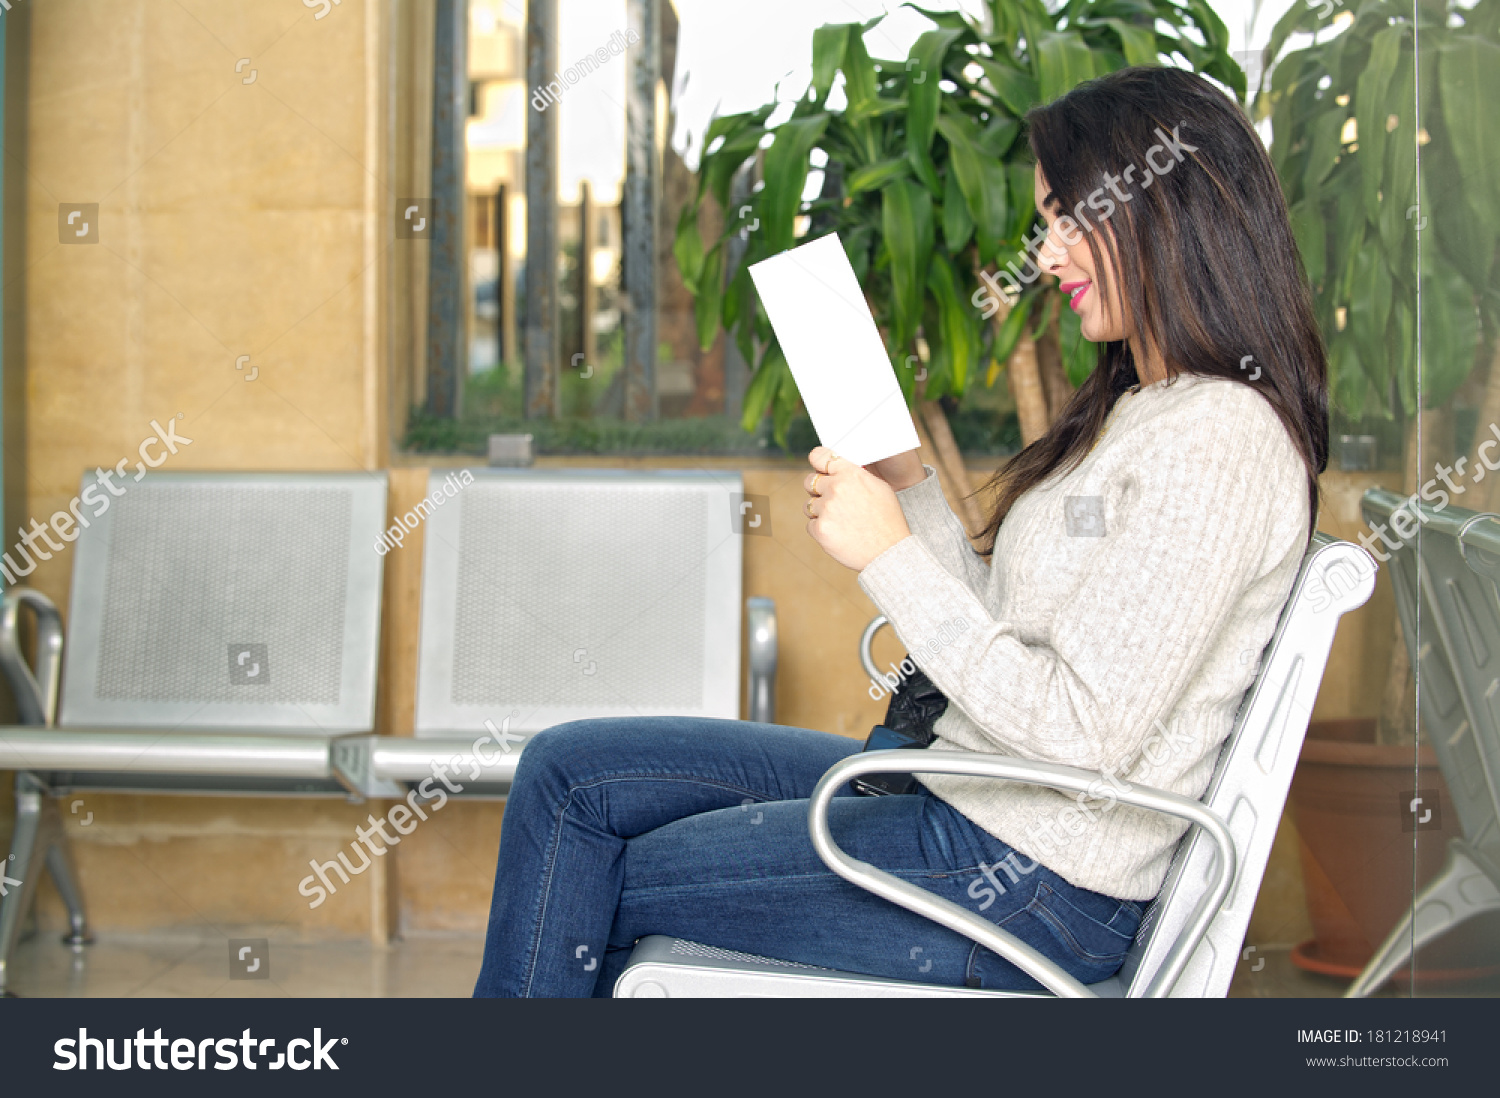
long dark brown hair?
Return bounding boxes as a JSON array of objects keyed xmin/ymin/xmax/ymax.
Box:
[{"xmin": 978, "ymin": 66, "xmax": 1327, "ymax": 553}]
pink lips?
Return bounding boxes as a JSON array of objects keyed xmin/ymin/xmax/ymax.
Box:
[{"xmin": 1060, "ymin": 280, "xmax": 1091, "ymax": 312}]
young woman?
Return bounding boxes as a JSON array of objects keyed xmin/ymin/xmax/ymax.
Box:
[{"xmin": 473, "ymin": 65, "xmax": 1327, "ymax": 998}]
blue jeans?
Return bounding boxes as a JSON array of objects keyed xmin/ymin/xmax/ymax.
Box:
[{"xmin": 472, "ymin": 717, "xmax": 1142, "ymax": 997}]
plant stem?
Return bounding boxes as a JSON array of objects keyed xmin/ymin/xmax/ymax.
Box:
[
  {"xmin": 1035, "ymin": 310, "xmax": 1074, "ymax": 421},
  {"xmin": 1375, "ymin": 408, "xmax": 1452, "ymax": 745},
  {"xmin": 917, "ymin": 397, "xmax": 985, "ymax": 536},
  {"xmin": 1008, "ymin": 332, "xmax": 1050, "ymax": 445}
]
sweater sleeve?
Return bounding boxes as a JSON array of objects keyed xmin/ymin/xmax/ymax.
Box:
[
  {"xmin": 891, "ymin": 465, "xmax": 990, "ymax": 597},
  {"xmin": 857, "ymin": 392, "xmax": 1299, "ymax": 771}
]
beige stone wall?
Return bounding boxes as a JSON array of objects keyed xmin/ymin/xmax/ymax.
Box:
[{"xmin": 4, "ymin": 0, "xmax": 394, "ymax": 939}]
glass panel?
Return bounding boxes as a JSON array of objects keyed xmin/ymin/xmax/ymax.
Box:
[
  {"xmin": 1256, "ymin": 0, "xmax": 1499, "ymax": 999},
  {"xmin": 1409, "ymin": 0, "xmax": 1500, "ymax": 995},
  {"xmin": 1235, "ymin": 0, "xmax": 1422, "ymax": 997}
]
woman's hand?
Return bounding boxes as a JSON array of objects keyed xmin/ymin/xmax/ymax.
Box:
[{"xmin": 803, "ymin": 446, "xmax": 912, "ymax": 571}]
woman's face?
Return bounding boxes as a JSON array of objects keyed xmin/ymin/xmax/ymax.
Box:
[{"xmin": 1033, "ymin": 164, "xmax": 1128, "ymax": 344}]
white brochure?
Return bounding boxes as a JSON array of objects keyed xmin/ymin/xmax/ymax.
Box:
[{"xmin": 748, "ymin": 233, "xmax": 921, "ymax": 466}]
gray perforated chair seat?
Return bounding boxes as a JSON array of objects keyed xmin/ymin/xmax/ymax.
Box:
[{"xmin": 616, "ymin": 534, "xmax": 1374, "ymax": 998}]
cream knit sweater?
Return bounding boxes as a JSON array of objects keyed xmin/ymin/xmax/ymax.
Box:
[{"xmin": 857, "ymin": 374, "xmax": 1310, "ymax": 900}]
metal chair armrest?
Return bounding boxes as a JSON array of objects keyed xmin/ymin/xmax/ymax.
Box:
[
  {"xmin": 747, "ymin": 597, "xmax": 777, "ymax": 724},
  {"xmin": 858, "ymin": 616, "xmax": 889, "ymax": 683},
  {"xmin": 1457, "ymin": 512, "xmax": 1500, "ymax": 584},
  {"xmin": 807, "ymin": 750, "xmax": 1238, "ymax": 999},
  {"xmin": 0, "ymin": 587, "xmax": 64, "ymax": 727}
]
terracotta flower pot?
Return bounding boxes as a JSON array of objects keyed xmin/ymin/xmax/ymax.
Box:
[{"xmin": 1288, "ymin": 722, "xmax": 1492, "ymax": 984}]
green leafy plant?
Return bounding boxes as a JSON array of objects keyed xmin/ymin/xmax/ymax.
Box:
[
  {"xmin": 675, "ymin": 0, "xmax": 1246, "ymax": 447},
  {"xmin": 1260, "ymin": 0, "xmax": 1500, "ymax": 421}
]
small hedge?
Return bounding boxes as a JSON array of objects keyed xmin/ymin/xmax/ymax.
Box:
[{"xmin": 402, "ymin": 407, "xmax": 1020, "ymax": 460}]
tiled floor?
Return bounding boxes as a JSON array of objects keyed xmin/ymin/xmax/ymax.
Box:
[
  {"xmin": 1229, "ymin": 945, "xmax": 1390, "ymax": 998},
  {"xmin": 7, "ymin": 930, "xmax": 1493, "ymax": 997},
  {"xmin": 1228, "ymin": 944, "xmax": 1500, "ymax": 998},
  {"xmin": 4, "ymin": 929, "xmax": 483, "ymax": 998}
]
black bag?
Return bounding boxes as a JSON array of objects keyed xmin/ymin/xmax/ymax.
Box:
[
  {"xmin": 880, "ymin": 663, "xmax": 949, "ymax": 744},
  {"xmin": 853, "ymin": 661, "xmax": 950, "ymax": 797}
]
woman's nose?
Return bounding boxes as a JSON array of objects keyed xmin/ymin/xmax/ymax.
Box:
[{"xmin": 1038, "ymin": 228, "xmax": 1068, "ymax": 272}]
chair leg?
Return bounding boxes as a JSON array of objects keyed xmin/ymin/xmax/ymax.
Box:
[
  {"xmin": 42, "ymin": 799, "xmax": 92, "ymax": 947},
  {"xmin": 1346, "ymin": 839, "xmax": 1500, "ymax": 997},
  {"xmin": 0, "ymin": 775, "xmax": 47, "ymax": 996}
]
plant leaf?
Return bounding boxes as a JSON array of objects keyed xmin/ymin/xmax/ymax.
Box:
[
  {"xmin": 1327, "ymin": 332, "xmax": 1367, "ymax": 418},
  {"xmin": 1356, "ymin": 24, "xmax": 1403, "ymax": 224},
  {"xmin": 772, "ymin": 344, "xmax": 803, "ymax": 446},
  {"xmin": 741, "ymin": 340, "xmax": 787, "ymax": 434},
  {"xmin": 904, "ymin": 4, "xmax": 971, "ymax": 31},
  {"xmin": 1057, "ymin": 294, "xmax": 1099, "ymax": 386},
  {"xmin": 1377, "ymin": 53, "xmax": 1416, "ymax": 262},
  {"xmin": 1345, "ymin": 234, "xmax": 1392, "ymax": 378},
  {"xmin": 703, "ymin": 125, "xmax": 766, "ymax": 212},
  {"xmin": 845, "ymin": 157, "xmax": 911, "ymax": 196},
  {"xmin": 1301, "ymin": 107, "xmax": 1345, "ymax": 194},
  {"xmin": 988, "ymin": 294, "xmax": 1034, "ymax": 385},
  {"xmin": 761, "ymin": 114, "xmax": 830, "ymax": 252},
  {"xmin": 1264, "ymin": 0, "xmax": 1319, "ymax": 74},
  {"xmin": 842, "ymin": 223, "xmax": 875, "ymax": 285},
  {"xmin": 882, "ymin": 178, "xmax": 935, "ymax": 352},
  {"xmin": 927, "ymin": 252, "xmax": 979, "ymax": 397},
  {"xmin": 1288, "ymin": 198, "xmax": 1326, "ymax": 293},
  {"xmin": 1420, "ymin": 252, "xmax": 1481, "ymax": 410},
  {"xmin": 942, "ymin": 163, "xmax": 974, "ymax": 253},
  {"xmin": 1034, "ymin": 31, "xmax": 1095, "ymax": 105},
  {"xmin": 1438, "ymin": 36, "xmax": 1500, "ymax": 238},
  {"xmin": 842, "ymin": 25, "xmax": 880, "ymax": 116},
  {"xmin": 972, "ymin": 57, "xmax": 1039, "ymax": 117},
  {"xmin": 937, "ymin": 112, "xmax": 1009, "ymax": 264},
  {"xmin": 1104, "ymin": 17, "xmax": 1157, "ymax": 67},
  {"xmin": 811, "ymin": 23, "xmax": 850, "ymax": 102},
  {"xmin": 1006, "ymin": 160, "xmax": 1038, "ymax": 243},
  {"xmin": 906, "ymin": 28, "xmax": 964, "ymax": 196},
  {"xmin": 673, "ymin": 202, "xmax": 705, "ymax": 294},
  {"xmin": 694, "ymin": 244, "xmax": 724, "ymax": 352}
]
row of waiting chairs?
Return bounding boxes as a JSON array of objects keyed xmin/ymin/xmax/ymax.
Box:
[
  {"xmin": 0, "ymin": 469, "xmax": 778, "ymax": 993},
  {"xmin": 9, "ymin": 467, "xmax": 1438, "ymax": 998}
]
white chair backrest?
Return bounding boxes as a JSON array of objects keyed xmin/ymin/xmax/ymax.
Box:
[
  {"xmin": 1117, "ymin": 533, "xmax": 1375, "ymax": 997},
  {"xmin": 413, "ymin": 469, "xmax": 744, "ymax": 736},
  {"xmin": 58, "ymin": 472, "xmax": 388, "ymax": 733}
]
